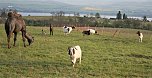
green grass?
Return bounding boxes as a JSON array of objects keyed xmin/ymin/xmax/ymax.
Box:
[{"xmin": 0, "ymin": 24, "xmax": 152, "ymax": 78}]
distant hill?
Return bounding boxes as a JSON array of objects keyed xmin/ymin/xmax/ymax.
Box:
[
  {"xmin": 0, "ymin": 0, "xmax": 152, "ymax": 17},
  {"xmin": 95, "ymin": 1, "xmax": 152, "ymax": 17},
  {"xmin": 0, "ymin": 0, "xmax": 81, "ymax": 13}
]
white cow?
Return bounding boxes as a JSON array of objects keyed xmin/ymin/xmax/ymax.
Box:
[
  {"xmin": 82, "ymin": 29, "xmax": 97, "ymax": 36},
  {"xmin": 87, "ymin": 29, "xmax": 97, "ymax": 34},
  {"xmin": 137, "ymin": 31, "xmax": 143, "ymax": 42},
  {"xmin": 63, "ymin": 26, "xmax": 73, "ymax": 35},
  {"xmin": 68, "ymin": 45, "xmax": 82, "ymax": 67}
]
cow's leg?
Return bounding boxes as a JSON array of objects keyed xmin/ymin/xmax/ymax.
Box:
[
  {"xmin": 139, "ymin": 37, "xmax": 140, "ymax": 42},
  {"xmin": 79, "ymin": 57, "xmax": 81, "ymax": 64},
  {"xmin": 140, "ymin": 37, "xmax": 143, "ymax": 42},
  {"xmin": 13, "ymin": 32, "xmax": 17, "ymax": 46},
  {"xmin": 72, "ymin": 58, "xmax": 76, "ymax": 67}
]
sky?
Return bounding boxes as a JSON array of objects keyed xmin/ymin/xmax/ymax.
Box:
[
  {"xmin": 1, "ymin": 0, "xmax": 150, "ymax": 5},
  {"xmin": 53, "ymin": 0, "xmax": 150, "ymax": 5}
]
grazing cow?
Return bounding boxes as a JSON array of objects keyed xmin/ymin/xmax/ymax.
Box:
[
  {"xmin": 136, "ymin": 31, "xmax": 143, "ymax": 42},
  {"xmin": 82, "ymin": 29, "xmax": 97, "ymax": 36},
  {"xmin": 82, "ymin": 30, "xmax": 91, "ymax": 36},
  {"xmin": 63, "ymin": 26, "xmax": 73, "ymax": 35},
  {"xmin": 68, "ymin": 45, "xmax": 82, "ymax": 67},
  {"xmin": 88, "ymin": 29, "xmax": 97, "ymax": 34}
]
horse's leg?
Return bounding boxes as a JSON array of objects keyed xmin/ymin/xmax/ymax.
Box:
[
  {"xmin": 7, "ymin": 36, "xmax": 11, "ymax": 49},
  {"xmin": 50, "ymin": 30, "xmax": 51, "ymax": 35},
  {"xmin": 7, "ymin": 32, "xmax": 12, "ymax": 49},
  {"xmin": 13, "ymin": 32, "xmax": 17, "ymax": 46},
  {"xmin": 51, "ymin": 31, "xmax": 53, "ymax": 35},
  {"xmin": 22, "ymin": 31, "xmax": 26, "ymax": 47}
]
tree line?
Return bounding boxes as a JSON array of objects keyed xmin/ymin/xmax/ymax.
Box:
[{"xmin": 0, "ymin": 9, "xmax": 152, "ymax": 30}]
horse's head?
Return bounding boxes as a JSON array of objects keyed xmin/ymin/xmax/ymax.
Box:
[
  {"xmin": 7, "ymin": 12, "xmax": 14, "ymax": 18},
  {"xmin": 27, "ymin": 36, "xmax": 34, "ymax": 46},
  {"xmin": 25, "ymin": 32, "xmax": 34, "ymax": 46}
]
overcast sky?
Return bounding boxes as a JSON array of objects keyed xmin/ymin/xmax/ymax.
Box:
[
  {"xmin": 1, "ymin": 0, "xmax": 150, "ymax": 6},
  {"xmin": 53, "ymin": 0, "xmax": 150, "ymax": 5}
]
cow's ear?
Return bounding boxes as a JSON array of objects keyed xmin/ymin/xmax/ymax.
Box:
[{"xmin": 73, "ymin": 48, "xmax": 75, "ymax": 55}]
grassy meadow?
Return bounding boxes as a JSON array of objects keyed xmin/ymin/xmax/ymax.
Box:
[{"xmin": 0, "ymin": 24, "xmax": 152, "ymax": 78}]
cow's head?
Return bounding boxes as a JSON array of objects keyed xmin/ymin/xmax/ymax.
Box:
[
  {"xmin": 136, "ymin": 31, "xmax": 141, "ymax": 36},
  {"xmin": 68, "ymin": 46, "xmax": 75, "ymax": 56}
]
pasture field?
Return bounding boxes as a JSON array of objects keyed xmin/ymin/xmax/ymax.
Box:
[{"xmin": 0, "ymin": 24, "xmax": 152, "ymax": 78}]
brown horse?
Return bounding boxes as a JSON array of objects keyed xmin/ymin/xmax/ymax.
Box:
[{"xmin": 5, "ymin": 11, "xmax": 34, "ymax": 48}]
